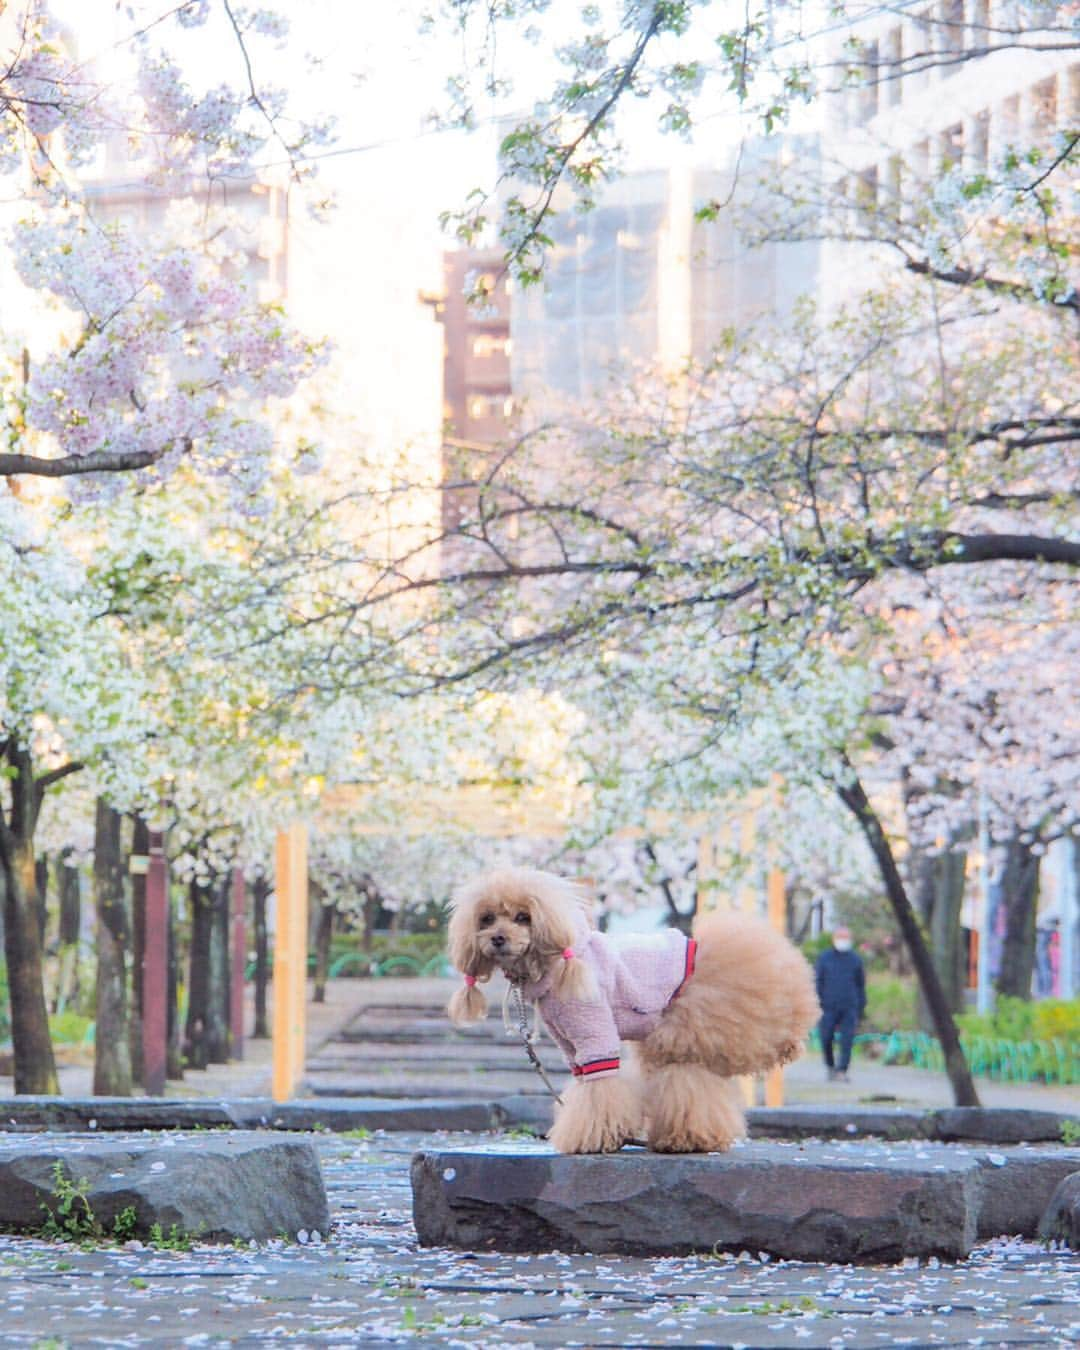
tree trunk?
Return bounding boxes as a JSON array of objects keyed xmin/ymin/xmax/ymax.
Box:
[
  {"xmin": 185, "ymin": 877, "xmax": 212, "ymax": 1069},
  {"xmin": 994, "ymin": 834, "xmax": 1040, "ymax": 999},
  {"xmin": 166, "ymin": 888, "xmax": 183, "ymax": 1080},
  {"xmin": 34, "ymin": 855, "xmax": 48, "ymax": 943},
  {"xmin": 911, "ymin": 843, "xmax": 968, "ymax": 1032},
  {"xmin": 128, "ymin": 815, "xmax": 148, "ymax": 1087},
  {"xmin": 93, "ymin": 798, "xmax": 132, "ymax": 1096},
  {"xmin": 53, "ymin": 847, "xmax": 81, "ymax": 1015},
  {"xmin": 0, "ymin": 741, "xmax": 59, "ymax": 1094},
  {"xmin": 252, "ymin": 875, "xmax": 270, "ymax": 1039},
  {"xmin": 205, "ymin": 873, "xmax": 231, "ymax": 1062},
  {"xmin": 361, "ymin": 880, "xmax": 380, "ymax": 953},
  {"xmin": 313, "ymin": 892, "xmax": 333, "ymax": 1004},
  {"xmin": 836, "ymin": 764, "xmax": 980, "ymax": 1106}
]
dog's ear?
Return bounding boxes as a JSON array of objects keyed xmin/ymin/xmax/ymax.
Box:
[
  {"xmin": 447, "ymin": 980, "xmax": 488, "ymax": 1025},
  {"xmin": 445, "ymin": 888, "xmax": 494, "ymax": 1024},
  {"xmin": 527, "ymin": 873, "xmax": 597, "ymax": 1002}
]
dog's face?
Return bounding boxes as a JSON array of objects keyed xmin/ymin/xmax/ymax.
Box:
[
  {"xmin": 474, "ymin": 889, "xmax": 537, "ymax": 971},
  {"xmin": 447, "ymin": 867, "xmax": 582, "ymax": 985}
]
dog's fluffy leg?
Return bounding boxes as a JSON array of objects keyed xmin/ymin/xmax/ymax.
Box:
[
  {"xmin": 548, "ymin": 1075, "xmax": 640, "ymax": 1154},
  {"xmin": 644, "ymin": 1064, "xmax": 745, "ymax": 1153}
]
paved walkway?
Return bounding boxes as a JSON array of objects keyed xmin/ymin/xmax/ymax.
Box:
[
  {"xmin": 0, "ymin": 1128, "xmax": 1076, "ymax": 1346},
  {"xmin": 12, "ymin": 975, "xmax": 1078, "ymax": 1113},
  {"xmin": 0, "ymin": 976, "xmax": 1077, "ymax": 1345}
]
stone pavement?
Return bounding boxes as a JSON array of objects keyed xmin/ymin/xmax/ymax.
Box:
[
  {"xmin": 0, "ymin": 975, "xmax": 1076, "ymax": 1345},
  {"xmin": 0, "ymin": 1128, "xmax": 1076, "ymax": 1346}
]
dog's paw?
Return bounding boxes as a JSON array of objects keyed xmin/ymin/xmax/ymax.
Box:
[
  {"xmin": 548, "ymin": 1114, "xmax": 629, "ymax": 1154},
  {"xmin": 548, "ymin": 1075, "xmax": 639, "ymax": 1155},
  {"xmin": 645, "ymin": 1064, "xmax": 746, "ymax": 1154}
]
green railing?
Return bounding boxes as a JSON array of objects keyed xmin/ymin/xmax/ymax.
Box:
[
  {"xmin": 812, "ymin": 1028, "xmax": 1078, "ymax": 1085},
  {"xmin": 326, "ymin": 951, "xmax": 451, "ymax": 979}
]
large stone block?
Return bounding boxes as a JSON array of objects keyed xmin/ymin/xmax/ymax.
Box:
[
  {"xmin": 1038, "ymin": 1170, "xmax": 1080, "ymax": 1247},
  {"xmin": 932, "ymin": 1107, "xmax": 1075, "ymax": 1144},
  {"xmin": 0, "ymin": 1132, "xmax": 329, "ymax": 1242},
  {"xmin": 747, "ymin": 1105, "xmax": 933, "ymax": 1141},
  {"xmin": 411, "ymin": 1143, "xmax": 981, "ymax": 1263},
  {"xmin": 974, "ymin": 1148, "xmax": 1080, "ymax": 1237}
]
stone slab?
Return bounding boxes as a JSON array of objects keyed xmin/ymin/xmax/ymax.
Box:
[
  {"xmin": 975, "ymin": 1148, "xmax": 1080, "ymax": 1238},
  {"xmin": 411, "ymin": 1143, "xmax": 982, "ymax": 1263},
  {"xmin": 746, "ymin": 1104, "xmax": 1078, "ymax": 1144},
  {"xmin": 0, "ymin": 1132, "xmax": 329, "ymax": 1242},
  {"xmin": 1039, "ymin": 1169, "xmax": 1080, "ymax": 1247},
  {"xmin": 932, "ymin": 1106, "xmax": 1075, "ymax": 1144},
  {"xmin": 0, "ymin": 1097, "xmax": 242, "ymax": 1132},
  {"xmin": 232, "ymin": 1097, "xmax": 503, "ymax": 1133},
  {"xmin": 747, "ymin": 1105, "xmax": 933, "ymax": 1140}
]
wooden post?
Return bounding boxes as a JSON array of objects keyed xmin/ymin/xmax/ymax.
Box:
[
  {"xmin": 230, "ymin": 869, "xmax": 246, "ymax": 1060},
  {"xmin": 764, "ymin": 862, "xmax": 787, "ymax": 1108},
  {"xmin": 141, "ymin": 829, "xmax": 168, "ymax": 1097},
  {"xmin": 272, "ymin": 823, "xmax": 308, "ymax": 1101}
]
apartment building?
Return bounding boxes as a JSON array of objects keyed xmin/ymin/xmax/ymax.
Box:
[
  {"xmin": 509, "ymin": 156, "xmax": 820, "ymax": 408},
  {"xmin": 820, "ymin": 0, "xmax": 1080, "ymax": 299}
]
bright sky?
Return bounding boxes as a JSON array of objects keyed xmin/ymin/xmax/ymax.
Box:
[{"xmin": 48, "ymin": 0, "xmax": 777, "ymax": 243}]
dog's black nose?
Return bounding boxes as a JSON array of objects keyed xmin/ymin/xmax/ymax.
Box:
[{"xmin": 490, "ymin": 934, "xmax": 506, "ymax": 948}]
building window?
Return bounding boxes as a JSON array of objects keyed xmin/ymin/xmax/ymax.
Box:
[
  {"xmin": 940, "ymin": 123, "xmax": 964, "ymax": 172},
  {"xmin": 883, "ymin": 27, "xmax": 903, "ymax": 107},
  {"xmin": 855, "ymin": 40, "xmax": 880, "ymax": 124},
  {"xmin": 1031, "ymin": 77, "xmax": 1058, "ymax": 129},
  {"xmin": 909, "ymin": 9, "xmax": 933, "ymax": 93},
  {"xmin": 855, "ymin": 165, "xmax": 879, "ymax": 212},
  {"xmin": 886, "ymin": 154, "xmax": 903, "ymax": 220},
  {"xmin": 467, "ymin": 394, "xmax": 508, "ymax": 421},
  {"xmin": 971, "ymin": 110, "xmax": 990, "ymax": 173},
  {"xmin": 471, "ymin": 334, "xmax": 511, "ymax": 358},
  {"xmin": 940, "ymin": 0, "xmax": 965, "ymax": 63}
]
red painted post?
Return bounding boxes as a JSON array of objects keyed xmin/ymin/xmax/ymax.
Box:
[
  {"xmin": 230, "ymin": 869, "xmax": 246, "ymax": 1059},
  {"xmin": 142, "ymin": 829, "xmax": 168, "ymax": 1096}
]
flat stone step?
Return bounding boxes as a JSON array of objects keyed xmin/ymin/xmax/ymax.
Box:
[
  {"xmin": 0, "ymin": 1132, "xmax": 328, "ymax": 1242},
  {"xmin": 411, "ymin": 1140, "xmax": 1080, "ymax": 1263}
]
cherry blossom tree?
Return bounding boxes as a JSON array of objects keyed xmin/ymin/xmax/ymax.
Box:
[
  {"xmin": 430, "ymin": 1, "xmax": 1079, "ymax": 289},
  {"xmin": 0, "ymin": 2, "xmax": 329, "ymax": 487}
]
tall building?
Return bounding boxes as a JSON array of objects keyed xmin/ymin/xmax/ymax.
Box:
[
  {"xmin": 818, "ymin": 1, "xmax": 1080, "ymax": 301},
  {"xmin": 509, "ymin": 156, "xmax": 820, "ymax": 408},
  {"xmin": 441, "ymin": 250, "xmax": 513, "ymax": 448},
  {"xmin": 437, "ymin": 249, "xmax": 513, "ymax": 535}
]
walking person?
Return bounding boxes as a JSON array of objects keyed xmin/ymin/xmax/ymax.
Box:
[{"xmin": 815, "ymin": 925, "xmax": 866, "ymax": 1082}]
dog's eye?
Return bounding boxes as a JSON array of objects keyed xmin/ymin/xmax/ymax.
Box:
[
  {"xmin": 479, "ymin": 913, "xmax": 494, "ymax": 927},
  {"xmin": 514, "ymin": 911, "xmax": 531, "ymax": 925}
]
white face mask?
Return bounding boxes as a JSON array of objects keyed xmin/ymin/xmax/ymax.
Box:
[{"xmin": 833, "ymin": 938, "xmax": 852, "ymax": 952}]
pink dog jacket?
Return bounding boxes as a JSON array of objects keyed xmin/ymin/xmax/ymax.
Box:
[{"xmin": 518, "ymin": 923, "xmax": 696, "ymax": 1080}]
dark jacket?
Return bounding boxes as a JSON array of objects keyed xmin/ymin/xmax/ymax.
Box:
[{"xmin": 815, "ymin": 946, "xmax": 866, "ymax": 1016}]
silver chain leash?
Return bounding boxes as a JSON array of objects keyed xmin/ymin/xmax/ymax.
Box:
[{"xmin": 509, "ymin": 981, "xmax": 564, "ymax": 1105}]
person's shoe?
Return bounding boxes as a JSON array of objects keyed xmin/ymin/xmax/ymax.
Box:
[
  {"xmin": 826, "ymin": 1067, "xmax": 839, "ymax": 1081},
  {"xmin": 836, "ymin": 1070, "xmax": 850, "ymax": 1083}
]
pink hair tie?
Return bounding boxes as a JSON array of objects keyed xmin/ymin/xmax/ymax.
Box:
[
  {"xmin": 463, "ymin": 974, "xmax": 477, "ymax": 987},
  {"xmin": 561, "ymin": 947, "xmax": 575, "ymax": 961}
]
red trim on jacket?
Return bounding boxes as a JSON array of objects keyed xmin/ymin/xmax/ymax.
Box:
[
  {"xmin": 571, "ymin": 1057, "xmax": 621, "ymax": 1077},
  {"xmin": 670, "ymin": 936, "xmax": 697, "ymax": 1001}
]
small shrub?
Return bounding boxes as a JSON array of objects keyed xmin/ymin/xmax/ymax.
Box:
[
  {"xmin": 862, "ymin": 973, "xmax": 918, "ymax": 1034},
  {"xmin": 48, "ymin": 1011, "xmax": 94, "ymax": 1045},
  {"xmin": 40, "ymin": 1162, "xmax": 98, "ymax": 1242}
]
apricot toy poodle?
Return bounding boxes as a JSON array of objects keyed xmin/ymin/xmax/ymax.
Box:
[{"xmin": 447, "ymin": 866, "xmax": 820, "ymax": 1154}]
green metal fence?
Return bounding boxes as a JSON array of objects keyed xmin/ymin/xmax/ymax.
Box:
[{"xmin": 811, "ymin": 1028, "xmax": 1078, "ymax": 1086}]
